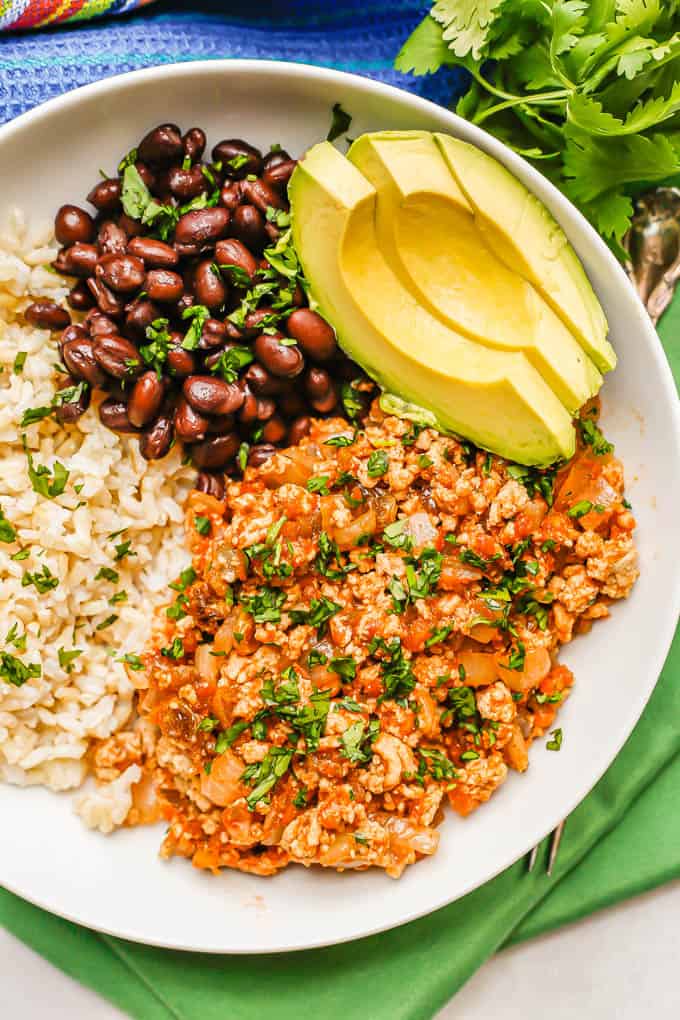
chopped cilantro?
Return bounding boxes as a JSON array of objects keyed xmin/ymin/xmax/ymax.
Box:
[
  {"xmin": 240, "ymin": 586, "xmax": 287, "ymax": 624},
  {"xmin": 114, "ymin": 539, "xmax": 136, "ymax": 561},
  {"xmin": 95, "ymin": 614, "xmax": 118, "ymax": 631},
  {"xmin": 307, "ymin": 475, "xmax": 330, "ymax": 495},
  {"xmin": 94, "ymin": 567, "xmax": 119, "ymax": 583},
  {"xmin": 1, "ymin": 651, "xmax": 41, "ymax": 687},
  {"xmin": 547, "ymin": 728, "xmax": 563, "ymax": 751},
  {"xmin": 161, "ymin": 636, "xmax": 185, "ymax": 660},
  {"xmin": 324, "ymin": 432, "xmax": 357, "ymax": 448},
  {"xmin": 289, "ymin": 596, "xmax": 341, "ymax": 636},
  {"xmin": 194, "ymin": 515, "xmax": 211, "ymax": 536},
  {"xmin": 568, "ymin": 500, "xmax": 594, "ymax": 519},
  {"xmin": 58, "ymin": 647, "xmax": 82, "ymax": 673},
  {"xmin": 21, "ymin": 565, "xmax": 58, "ymax": 593},
  {"xmin": 366, "ymin": 449, "xmax": 389, "ymax": 477},
  {"xmin": 13, "ymin": 351, "xmax": 27, "ymax": 374},
  {"xmin": 118, "ymin": 653, "xmax": 144, "ymax": 671},
  {"xmin": 329, "ymin": 656, "xmax": 357, "ymax": 682},
  {"xmin": 0, "ymin": 507, "xmax": 17, "ymax": 544},
  {"xmin": 579, "ymin": 418, "xmax": 613, "ymax": 456},
  {"xmin": 242, "ymin": 746, "xmax": 293, "ymax": 810},
  {"xmin": 369, "ymin": 636, "xmax": 416, "ymax": 703},
  {"xmin": 340, "ymin": 719, "xmax": 379, "ymax": 765}
]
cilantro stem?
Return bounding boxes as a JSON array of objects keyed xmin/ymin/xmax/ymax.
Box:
[
  {"xmin": 467, "ymin": 66, "xmax": 570, "ymax": 107},
  {"xmin": 473, "ymin": 92, "xmax": 569, "ymax": 127}
]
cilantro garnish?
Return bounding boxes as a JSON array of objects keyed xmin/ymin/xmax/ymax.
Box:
[
  {"xmin": 307, "ymin": 475, "xmax": 330, "ymax": 495},
  {"xmin": 194, "ymin": 515, "xmax": 211, "ymax": 536},
  {"xmin": 395, "ymin": 2, "xmax": 680, "ymax": 255},
  {"xmin": 340, "ymin": 719, "xmax": 379, "ymax": 765},
  {"xmin": 22, "ymin": 436, "xmax": 69, "ymax": 499},
  {"xmin": 181, "ymin": 305, "xmax": 210, "ymax": 351},
  {"xmin": 579, "ymin": 418, "xmax": 614, "ymax": 456},
  {"xmin": 118, "ymin": 653, "xmax": 144, "ymax": 671},
  {"xmin": 161, "ymin": 636, "xmax": 185, "ymax": 660},
  {"xmin": 289, "ymin": 596, "xmax": 341, "ymax": 637},
  {"xmin": 21, "ymin": 564, "xmax": 58, "ymax": 594},
  {"xmin": 240, "ymin": 586, "xmax": 287, "ymax": 624},
  {"xmin": 58, "ymin": 647, "xmax": 82, "ymax": 673},
  {"xmin": 94, "ymin": 567, "xmax": 119, "ymax": 583},
  {"xmin": 547, "ymin": 728, "xmax": 563, "ymax": 752},
  {"xmin": 0, "ymin": 651, "xmax": 41, "ymax": 687},
  {"xmin": 366, "ymin": 449, "xmax": 389, "ymax": 477},
  {"xmin": 0, "ymin": 506, "xmax": 16, "ymax": 544},
  {"xmin": 369, "ymin": 636, "xmax": 416, "ymax": 703},
  {"xmin": 242, "ymin": 746, "xmax": 294, "ymax": 811}
]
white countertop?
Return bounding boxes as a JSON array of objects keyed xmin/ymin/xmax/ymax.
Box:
[{"xmin": 2, "ymin": 880, "xmax": 679, "ymax": 1019}]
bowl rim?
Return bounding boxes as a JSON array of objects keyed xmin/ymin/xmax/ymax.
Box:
[{"xmin": 1, "ymin": 57, "xmax": 679, "ymax": 954}]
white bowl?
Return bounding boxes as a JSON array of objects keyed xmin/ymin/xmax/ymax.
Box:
[{"xmin": 1, "ymin": 60, "xmax": 678, "ymax": 954}]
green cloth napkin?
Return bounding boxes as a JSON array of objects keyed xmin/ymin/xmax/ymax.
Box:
[{"xmin": 2, "ymin": 296, "xmax": 679, "ymax": 1020}]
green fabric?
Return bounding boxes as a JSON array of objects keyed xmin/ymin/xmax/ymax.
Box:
[{"xmin": 1, "ymin": 293, "xmax": 679, "ymax": 1020}]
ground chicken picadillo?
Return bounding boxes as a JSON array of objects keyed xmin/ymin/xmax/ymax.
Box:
[{"xmin": 97, "ymin": 400, "xmax": 638, "ymax": 878}]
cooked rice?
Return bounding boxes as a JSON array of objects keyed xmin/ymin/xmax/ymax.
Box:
[{"xmin": 0, "ymin": 210, "xmax": 192, "ymax": 816}]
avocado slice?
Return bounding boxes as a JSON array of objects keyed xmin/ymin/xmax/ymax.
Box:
[
  {"xmin": 290, "ymin": 142, "xmax": 576, "ymax": 466},
  {"xmin": 434, "ymin": 134, "xmax": 615, "ymax": 374},
  {"xmin": 347, "ymin": 131, "xmax": 602, "ymax": 415}
]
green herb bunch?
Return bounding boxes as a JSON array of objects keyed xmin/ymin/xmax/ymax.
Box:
[{"xmin": 396, "ymin": 0, "xmax": 680, "ymax": 257}]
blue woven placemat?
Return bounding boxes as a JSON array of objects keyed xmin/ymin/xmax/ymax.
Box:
[{"xmin": 0, "ymin": 1, "xmax": 465, "ymax": 125}]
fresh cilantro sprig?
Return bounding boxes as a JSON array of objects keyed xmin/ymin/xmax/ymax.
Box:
[{"xmin": 395, "ymin": 0, "xmax": 680, "ymax": 256}]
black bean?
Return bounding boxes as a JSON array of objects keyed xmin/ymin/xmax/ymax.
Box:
[
  {"xmin": 127, "ymin": 236, "xmax": 179, "ymax": 268},
  {"xmin": 87, "ymin": 178, "xmax": 121, "ymax": 213},
  {"xmin": 118, "ymin": 213, "xmax": 145, "ymax": 238},
  {"xmin": 67, "ymin": 282, "xmax": 95, "ymax": 311},
  {"xmin": 261, "ymin": 415, "xmax": 287, "ymax": 444},
  {"xmin": 138, "ymin": 123, "xmax": 183, "ymax": 167},
  {"xmin": 99, "ymin": 397, "xmax": 139, "ymax": 433},
  {"xmin": 93, "ymin": 334, "xmax": 143, "ymax": 380},
  {"xmin": 128, "ymin": 371, "xmax": 165, "ymax": 427},
  {"xmin": 85, "ymin": 310, "xmax": 119, "ymax": 338},
  {"xmin": 254, "ymin": 333, "xmax": 304, "ymax": 379},
  {"xmin": 193, "ymin": 259, "xmax": 228, "ymax": 311},
  {"xmin": 291, "ymin": 282, "xmax": 306, "ymax": 308},
  {"xmin": 241, "ymin": 307, "xmax": 276, "ymax": 339},
  {"xmin": 244, "ymin": 362, "xmax": 285, "ymax": 395},
  {"xmin": 195, "ymin": 471, "xmax": 225, "ymax": 500},
  {"xmin": 174, "ymin": 396, "xmax": 209, "ymax": 441},
  {"xmin": 97, "ymin": 253, "xmax": 146, "ymax": 293},
  {"xmin": 212, "ymin": 139, "xmax": 262, "ymax": 180},
  {"xmin": 219, "ymin": 181, "xmax": 243, "ymax": 211},
  {"xmin": 145, "ymin": 268, "xmax": 184, "ymax": 303},
  {"xmin": 134, "ymin": 161, "xmax": 156, "ymax": 191},
  {"xmin": 55, "ymin": 204, "xmax": 95, "ymax": 246},
  {"xmin": 198, "ymin": 317, "xmax": 228, "ymax": 350},
  {"xmin": 97, "ymin": 220, "xmax": 127, "ymax": 255},
  {"xmin": 182, "ymin": 127, "xmax": 206, "ymax": 163},
  {"xmin": 87, "ymin": 277, "xmax": 125, "ymax": 316},
  {"xmin": 139, "ymin": 413, "xmax": 174, "ymax": 460},
  {"xmin": 310, "ymin": 383, "xmax": 339, "ymax": 415},
  {"xmin": 229, "ymin": 204, "xmax": 267, "ymax": 252},
  {"xmin": 286, "ymin": 308, "xmax": 337, "ymax": 361},
  {"xmin": 62, "ymin": 336, "xmax": 107, "ymax": 387},
  {"xmin": 25, "ymin": 300, "xmax": 71, "ymax": 331},
  {"xmin": 214, "ymin": 238, "xmax": 258, "ymax": 285},
  {"xmin": 262, "ymin": 149, "xmax": 292, "ymax": 174},
  {"xmin": 206, "ymin": 414, "xmax": 236, "ymax": 435},
  {"xmin": 63, "ymin": 242, "xmax": 99, "ymax": 277},
  {"xmin": 167, "ymin": 347, "xmax": 196, "ymax": 378},
  {"xmin": 60, "ymin": 323, "xmax": 88, "ymax": 347},
  {"xmin": 305, "ymin": 365, "xmax": 332, "ymax": 400},
  {"xmin": 183, "ymin": 376, "xmax": 245, "ymax": 416},
  {"xmin": 174, "ymin": 207, "xmax": 230, "ymax": 248},
  {"xmin": 277, "ymin": 386, "xmax": 307, "ymax": 418},
  {"xmin": 87, "ymin": 277, "xmax": 125, "ymax": 317},
  {"xmin": 168, "ymin": 165, "xmax": 209, "ymax": 200},
  {"xmin": 255, "ymin": 397, "xmax": 276, "ymax": 421},
  {"xmin": 191, "ymin": 433, "xmax": 240, "ymax": 469},
  {"xmin": 288, "ymin": 415, "xmax": 312, "ymax": 445},
  {"xmin": 237, "ymin": 388, "xmax": 259, "ymax": 425},
  {"xmin": 241, "ymin": 177, "xmax": 287, "ymax": 213},
  {"xmin": 246, "ymin": 444, "xmax": 276, "ymax": 468},
  {"xmin": 263, "ymin": 159, "xmax": 297, "ymax": 194},
  {"xmin": 124, "ymin": 298, "xmax": 162, "ymax": 338}
]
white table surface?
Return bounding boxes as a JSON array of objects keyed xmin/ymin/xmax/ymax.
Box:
[{"xmin": 2, "ymin": 880, "xmax": 679, "ymax": 1019}]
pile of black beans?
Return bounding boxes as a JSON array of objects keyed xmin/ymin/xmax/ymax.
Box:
[{"xmin": 26, "ymin": 122, "xmax": 374, "ymax": 493}]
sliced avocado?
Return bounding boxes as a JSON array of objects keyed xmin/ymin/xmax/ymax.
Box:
[
  {"xmin": 348, "ymin": 131, "xmax": 601, "ymax": 414},
  {"xmin": 434, "ymin": 134, "xmax": 615, "ymax": 374},
  {"xmin": 290, "ymin": 142, "xmax": 576, "ymax": 466}
]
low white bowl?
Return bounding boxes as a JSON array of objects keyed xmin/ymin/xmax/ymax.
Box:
[{"xmin": 1, "ymin": 59, "xmax": 678, "ymax": 954}]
